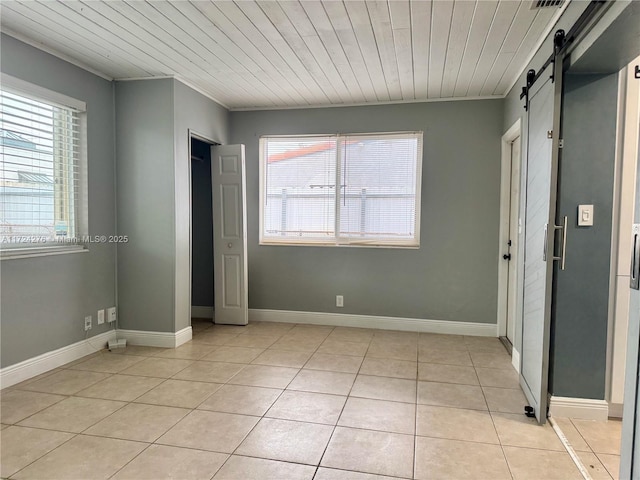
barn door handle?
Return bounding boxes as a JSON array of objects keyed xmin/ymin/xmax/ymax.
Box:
[
  {"xmin": 631, "ymin": 232, "xmax": 638, "ymax": 286},
  {"xmin": 543, "ymin": 223, "xmax": 548, "ymax": 261},
  {"xmin": 551, "ymin": 216, "xmax": 568, "ymax": 270}
]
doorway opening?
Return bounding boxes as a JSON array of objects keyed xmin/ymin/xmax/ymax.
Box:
[
  {"xmin": 189, "ymin": 134, "xmax": 218, "ymax": 325},
  {"xmin": 498, "ymin": 119, "xmax": 522, "ymax": 361},
  {"xmin": 607, "ymin": 56, "xmax": 640, "ymax": 418}
]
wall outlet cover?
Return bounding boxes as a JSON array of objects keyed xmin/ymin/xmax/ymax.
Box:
[
  {"xmin": 97, "ymin": 309, "xmax": 105, "ymax": 325},
  {"xmin": 107, "ymin": 307, "xmax": 117, "ymax": 323},
  {"xmin": 84, "ymin": 315, "xmax": 92, "ymax": 331}
]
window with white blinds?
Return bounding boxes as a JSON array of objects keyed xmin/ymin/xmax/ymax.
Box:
[
  {"xmin": 0, "ymin": 77, "xmax": 86, "ymax": 251},
  {"xmin": 260, "ymin": 132, "xmax": 422, "ymax": 247}
]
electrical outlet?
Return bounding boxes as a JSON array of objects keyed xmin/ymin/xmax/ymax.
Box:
[
  {"xmin": 107, "ymin": 307, "xmax": 117, "ymax": 323},
  {"xmin": 336, "ymin": 295, "xmax": 344, "ymax": 307},
  {"xmin": 84, "ymin": 315, "xmax": 92, "ymax": 331},
  {"xmin": 97, "ymin": 309, "xmax": 105, "ymax": 325}
]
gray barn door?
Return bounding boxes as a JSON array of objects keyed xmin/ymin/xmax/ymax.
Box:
[
  {"xmin": 520, "ymin": 65, "xmax": 563, "ymax": 423},
  {"xmin": 211, "ymin": 144, "xmax": 248, "ymax": 325}
]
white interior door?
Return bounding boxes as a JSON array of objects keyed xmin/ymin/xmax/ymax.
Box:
[
  {"xmin": 520, "ymin": 67, "xmax": 563, "ymax": 423},
  {"xmin": 506, "ymin": 136, "xmax": 521, "ymax": 345},
  {"xmin": 211, "ymin": 144, "xmax": 248, "ymax": 325}
]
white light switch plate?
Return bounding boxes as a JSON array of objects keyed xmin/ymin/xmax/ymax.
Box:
[{"xmin": 578, "ymin": 204, "xmax": 594, "ymax": 226}]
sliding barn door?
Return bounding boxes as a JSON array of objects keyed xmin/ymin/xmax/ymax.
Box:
[
  {"xmin": 211, "ymin": 144, "xmax": 248, "ymax": 325},
  {"xmin": 520, "ymin": 60, "xmax": 564, "ymax": 424}
]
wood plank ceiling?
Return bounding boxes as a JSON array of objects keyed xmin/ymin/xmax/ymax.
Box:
[{"xmin": 0, "ymin": 1, "xmax": 563, "ymax": 109}]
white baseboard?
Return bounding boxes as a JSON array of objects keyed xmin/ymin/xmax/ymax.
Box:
[
  {"xmin": 549, "ymin": 396, "xmax": 609, "ymax": 421},
  {"xmin": 0, "ymin": 330, "xmax": 116, "ymax": 389},
  {"xmin": 1, "ymin": 325, "xmax": 194, "ymax": 389},
  {"xmin": 191, "ymin": 306, "xmax": 214, "ymax": 319},
  {"xmin": 175, "ymin": 326, "xmax": 193, "ymax": 347},
  {"xmin": 249, "ymin": 309, "xmax": 498, "ymax": 337},
  {"xmin": 117, "ymin": 326, "xmax": 192, "ymax": 348},
  {"xmin": 608, "ymin": 402, "xmax": 623, "ymax": 419},
  {"xmin": 512, "ymin": 348, "xmax": 520, "ymax": 373}
]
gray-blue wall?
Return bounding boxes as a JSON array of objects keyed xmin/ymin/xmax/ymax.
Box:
[
  {"xmin": 115, "ymin": 78, "xmax": 176, "ymax": 333},
  {"xmin": 231, "ymin": 100, "xmax": 504, "ymax": 324},
  {"xmin": 0, "ymin": 34, "xmax": 117, "ymax": 368}
]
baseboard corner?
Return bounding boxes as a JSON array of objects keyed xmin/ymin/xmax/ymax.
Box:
[
  {"xmin": 511, "ymin": 348, "xmax": 520, "ymax": 373},
  {"xmin": 549, "ymin": 396, "xmax": 609, "ymax": 421},
  {"xmin": 0, "ymin": 329, "xmax": 116, "ymax": 389}
]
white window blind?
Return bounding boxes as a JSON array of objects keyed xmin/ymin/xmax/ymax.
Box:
[
  {"xmin": 0, "ymin": 82, "xmax": 86, "ymax": 248},
  {"xmin": 260, "ymin": 132, "xmax": 422, "ymax": 247}
]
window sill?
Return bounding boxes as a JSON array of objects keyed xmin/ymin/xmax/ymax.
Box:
[
  {"xmin": 259, "ymin": 240, "xmax": 420, "ymax": 249},
  {"xmin": 0, "ymin": 245, "xmax": 88, "ymax": 261}
]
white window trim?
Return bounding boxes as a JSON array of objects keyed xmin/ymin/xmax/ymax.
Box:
[
  {"xmin": 0, "ymin": 245, "xmax": 87, "ymax": 261},
  {"xmin": 1, "ymin": 74, "xmax": 86, "ymax": 111},
  {"xmin": 259, "ymin": 131, "xmax": 423, "ymax": 248},
  {"xmin": 0, "ymin": 74, "xmax": 89, "ymax": 258}
]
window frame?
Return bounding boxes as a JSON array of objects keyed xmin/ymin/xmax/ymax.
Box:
[
  {"xmin": 0, "ymin": 74, "xmax": 88, "ymax": 260},
  {"xmin": 259, "ymin": 131, "xmax": 423, "ymax": 248}
]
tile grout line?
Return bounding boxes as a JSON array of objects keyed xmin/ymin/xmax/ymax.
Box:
[
  {"xmin": 6, "ymin": 430, "xmax": 80, "ymax": 479},
  {"xmin": 104, "ymin": 440, "xmax": 155, "ymax": 480},
  {"xmin": 314, "ymin": 329, "xmax": 374, "ymax": 476},
  {"xmin": 111, "ymin": 322, "xmax": 290, "ymax": 479},
  {"xmin": 471, "ymin": 342, "xmax": 515, "ymax": 480},
  {"xmin": 549, "ymin": 417, "xmax": 594, "ymax": 480},
  {"xmin": 210, "ymin": 323, "xmax": 338, "ymax": 475}
]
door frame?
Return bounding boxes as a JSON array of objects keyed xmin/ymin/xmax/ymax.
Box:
[
  {"xmin": 606, "ymin": 60, "xmax": 640, "ymax": 417},
  {"xmin": 188, "ymin": 129, "xmax": 220, "ymax": 324},
  {"xmin": 497, "ymin": 119, "xmax": 522, "ymax": 347}
]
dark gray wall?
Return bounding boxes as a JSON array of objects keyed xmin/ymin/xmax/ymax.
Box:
[
  {"xmin": 230, "ymin": 100, "xmax": 504, "ymax": 324},
  {"xmin": 115, "ymin": 79, "xmax": 176, "ymax": 333},
  {"xmin": 173, "ymin": 79, "xmax": 229, "ymax": 331},
  {"xmin": 191, "ymin": 139, "xmax": 214, "ymax": 309},
  {"xmin": 548, "ymin": 75, "xmax": 618, "ymax": 399},
  {"xmin": 0, "ymin": 34, "xmax": 116, "ymax": 367}
]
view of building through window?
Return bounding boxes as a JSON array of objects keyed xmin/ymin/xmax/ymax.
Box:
[
  {"xmin": 0, "ymin": 89, "xmax": 80, "ymax": 245},
  {"xmin": 261, "ymin": 132, "xmax": 422, "ymax": 246}
]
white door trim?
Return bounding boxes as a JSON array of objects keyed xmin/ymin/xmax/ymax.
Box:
[
  {"xmin": 607, "ymin": 59, "xmax": 640, "ymax": 407},
  {"xmin": 497, "ymin": 119, "xmax": 522, "ymax": 340}
]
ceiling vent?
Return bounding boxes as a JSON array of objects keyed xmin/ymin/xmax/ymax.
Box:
[{"xmin": 530, "ymin": 0, "xmax": 564, "ymax": 9}]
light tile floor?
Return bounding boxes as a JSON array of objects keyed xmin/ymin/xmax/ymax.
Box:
[
  {"xmin": 553, "ymin": 416, "xmax": 622, "ymax": 480},
  {"xmin": 1, "ymin": 320, "xmax": 586, "ymax": 479}
]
